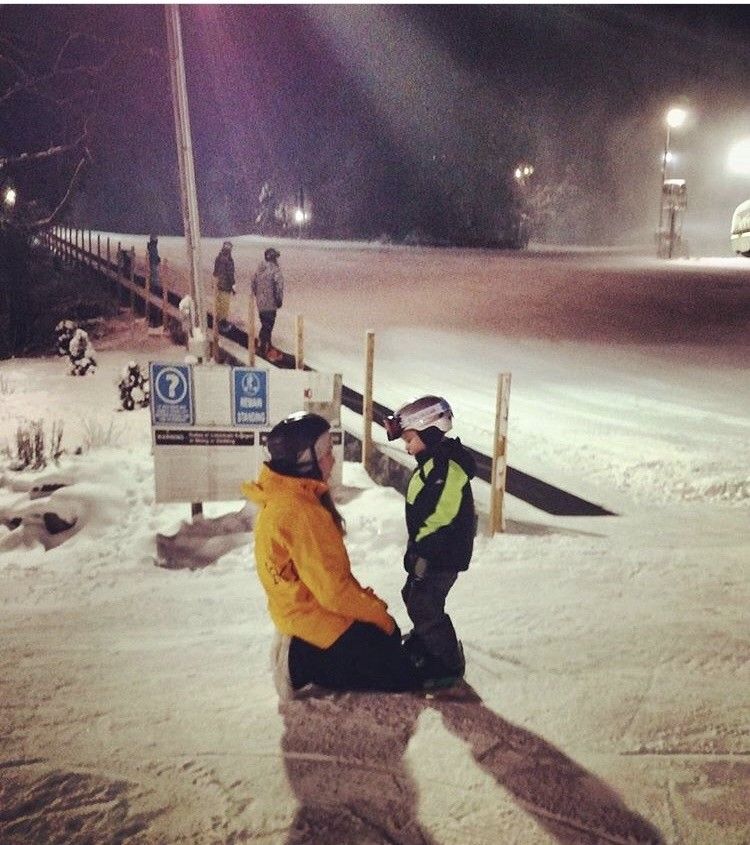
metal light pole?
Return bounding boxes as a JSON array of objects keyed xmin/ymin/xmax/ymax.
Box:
[
  {"xmin": 165, "ymin": 5, "xmax": 208, "ymax": 353},
  {"xmin": 165, "ymin": 5, "xmax": 208, "ymax": 519},
  {"xmin": 657, "ymin": 107, "xmax": 687, "ymax": 258}
]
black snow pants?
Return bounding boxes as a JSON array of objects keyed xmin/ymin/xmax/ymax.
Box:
[
  {"xmin": 402, "ymin": 569, "xmax": 463, "ymax": 675},
  {"xmin": 258, "ymin": 309, "xmax": 277, "ymax": 352},
  {"xmin": 289, "ymin": 621, "xmax": 421, "ymax": 693}
]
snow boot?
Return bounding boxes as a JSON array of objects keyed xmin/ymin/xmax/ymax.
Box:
[
  {"xmin": 404, "ymin": 632, "xmax": 465, "ymax": 690},
  {"xmin": 270, "ymin": 632, "xmax": 294, "ymax": 703}
]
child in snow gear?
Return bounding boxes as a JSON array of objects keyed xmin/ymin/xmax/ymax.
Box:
[
  {"xmin": 54, "ymin": 320, "xmax": 97, "ymax": 376},
  {"xmin": 54, "ymin": 320, "xmax": 76, "ymax": 358},
  {"xmin": 251, "ymin": 247, "xmax": 284, "ymax": 362},
  {"xmin": 212, "ymin": 241, "xmax": 235, "ymax": 332},
  {"xmin": 386, "ymin": 395, "xmax": 476, "ymax": 687},
  {"xmin": 118, "ymin": 361, "xmax": 150, "ymax": 410},
  {"xmin": 243, "ymin": 411, "xmax": 422, "ymax": 700}
]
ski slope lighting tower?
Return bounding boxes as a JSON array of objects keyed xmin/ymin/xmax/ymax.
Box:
[
  {"xmin": 165, "ymin": 5, "xmax": 207, "ymax": 347},
  {"xmin": 657, "ymin": 107, "xmax": 687, "ymax": 258}
]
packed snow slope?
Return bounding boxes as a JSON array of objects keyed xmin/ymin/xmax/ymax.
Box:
[{"xmin": 1, "ymin": 238, "xmax": 749, "ymax": 844}]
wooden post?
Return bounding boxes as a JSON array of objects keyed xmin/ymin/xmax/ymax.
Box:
[
  {"xmin": 129, "ymin": 246, "xmax": 136, "ymax": 316},
  {"xmin": 96, "ymin": 234, "xmax": 101, "ymax": 268},
  {"xmin": 363, "ymin": 330, "xmax": 375, "ymax": 470},
  {"xmin": 488, "ymin": 372, "xmax": 512, "ymax": 535},
  {"xmin": 145, "ymin": 243, "xmax": 152, "ymax": 326},
  {"xmin": 116, "ymin": 240, "xmax": 122, "ymax": 302},
  {"xmin": 106, "ymin": 238, "xmax": 112, "ymax": 297},
  {"xmin": 295, "ymin": 314, "xmax": 304, "ymax": 369},
  {"xmin": 88, "ymin": 229, "xmax": 92, "ymax": 264},
  {"xmin": 161, "ymin": 271, "xmax": 169, "ymax": 332},
  {"xmin": 212, "ymin": 279, "xmax": 220, "ymax": 363},
  {"xmin": 247, "ymin": 291, "xmax": 256, "ymax": 366}
]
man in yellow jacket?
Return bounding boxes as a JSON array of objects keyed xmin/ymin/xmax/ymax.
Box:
[{"xmin": 243, "ymin": 412, "xmax": 421, "ymax": 699}]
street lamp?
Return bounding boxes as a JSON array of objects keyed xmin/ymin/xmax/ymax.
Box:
[
  {"xmin": 3, "ymin": 186, "xmax": 17, "ymax": 208},
  {"xmin": 513, "ymin": 163, "xmax": 534, "ymax": 248},
  {"xmin": 662, "ymin": 107, "xmax": 687, "ymax": 183},
  {"xmin": 514, "ymin": 163, "xmax": 534, "ymax": 185},
  {"xmin": 727, "ymin": 138, "xmax": 750, "ymax": 176},
  {"xmin": 657, "ymin": 106, "xmax": 688, "ymax": 258}
]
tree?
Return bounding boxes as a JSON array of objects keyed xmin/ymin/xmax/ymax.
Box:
[
  {"xmin": 0, "ymin": 30, "xmax": 109, "ymax": 231},
  {"xmin": 0, "ymin": 26, "xmax": 121, "ymax": 355}
]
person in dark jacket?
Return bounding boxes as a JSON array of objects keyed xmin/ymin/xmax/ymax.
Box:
[
  {"xmin": 386, "ymin": 395, "xmax": 476, "ymax": 687},
  {"xmin": 251, "ymin": 247, "xmax": 284, "ymax": 361},
  {"xmin": 146, "ymin": 234, "xmax": 161, "ymax": 286},
  {"xmin": 213, "ymin": 241, "xmax": 235, "ymax": 332}
]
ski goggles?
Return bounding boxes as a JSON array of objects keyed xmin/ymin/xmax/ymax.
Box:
[{"xmin": 384, "ymin": 413, "xmax": 404, "ymax": 441}]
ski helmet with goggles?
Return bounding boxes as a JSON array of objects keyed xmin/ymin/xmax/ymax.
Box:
[
  {"xmin": 264, "ymin": 247, "xmax": 280, "ymax": 262},
  {"xmin": 385, "ymin": 395, "xmax": 453, "ymax": 441},
  {"xmin": 265, "ymin": 412, "xmax": 331, "ymax": 477}
]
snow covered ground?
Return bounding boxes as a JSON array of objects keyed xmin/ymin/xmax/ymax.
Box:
[{"xmin": 1, "ymin": 238, "xmax": 748, "ymax": 844}]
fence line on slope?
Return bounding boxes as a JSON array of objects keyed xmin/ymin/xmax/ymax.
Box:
[{"xmin": 41, "ymin": 226, "xmax": 616, "ymax": 519}]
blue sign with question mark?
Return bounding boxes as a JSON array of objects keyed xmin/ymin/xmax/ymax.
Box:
[{"xmin": 150, "ymin": 363, "xmax": 194, "ymax": 425}]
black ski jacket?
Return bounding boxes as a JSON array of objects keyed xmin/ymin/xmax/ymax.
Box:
[{"xmin": 404, "ymin": 436, "xmax": 476, "ymax": 573}]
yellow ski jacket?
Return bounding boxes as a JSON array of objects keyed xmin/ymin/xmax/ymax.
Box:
[{"xmin": 242, "ymin": 465, "xmax": 395, "ymax": 648}]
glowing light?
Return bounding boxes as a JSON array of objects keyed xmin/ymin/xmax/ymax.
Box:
[
  {"xmin": 4, "ymin": 187, "xmax": 17, "ymax": 207},
  {"xmin": 727, "ymin": 138, "xmax": 750, "ymax": 176},
  {"xmin": 666, "ymin": 107, "xmax": 687, "ymax": 129},
  {"xmin": 514, "ymin": 163, "xmax": 534, "ymax": 182},
  {"xmin": 294, "ymin": 208, "xmax": 306, "ymax": 224}
]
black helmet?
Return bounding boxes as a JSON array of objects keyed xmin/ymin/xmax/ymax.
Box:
[
  {"xmin": 264, "ymin": 247, "xmax": 280, "ymax": 262},
  {"xmin": 266, "ymin": 412, "xmax": 330, "ymax": 477},
  {"xmin": 384, "ymin": 395, "xmax": 453, "ymax": 441}
]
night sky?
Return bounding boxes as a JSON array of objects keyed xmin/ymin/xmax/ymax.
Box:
[{"xmin": 3, "ymin": 4, "xmax": 750, "ymax": 251}]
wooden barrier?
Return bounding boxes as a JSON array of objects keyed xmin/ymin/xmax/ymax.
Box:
[
  {"xmin": 247, "ymin": 293, "xmax": 256, "ymax": 366},
  {"xmin": 295, "ymin": 314, "xmax": 304, "ymax": 369},
  {"xmin": 362, "ymin": 330, "xmax": 375, "ymax": 470},
  {"xmin": 489, "ymin": 372, "xmax": 512, "ymax": 535},
  {"xmin": 43, "ymin": 229, "xmax": 614, "ymax": 521}
]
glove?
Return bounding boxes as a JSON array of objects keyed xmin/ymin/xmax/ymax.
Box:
[{"xmin": 231, "ymin": 286, "xmax": 236, "ymax": 295}]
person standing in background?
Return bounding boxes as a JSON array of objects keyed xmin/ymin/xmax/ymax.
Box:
[
  {"xmin": 213, "ymin": 240, "xmax": 235, "ymax": 333},
  {"xmin": 146, "ymin": 234, "xmax": 161, "ymax": 286},
  {"xmin": 251, "ymin": 247, "xmax": 284, "ymax": 362}
]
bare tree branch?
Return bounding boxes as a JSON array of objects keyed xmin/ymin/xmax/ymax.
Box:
[
  {"xmin": 0, "ymin": 133, "xmax": 87, "ymax": 170},
  {"xmin": 31, "ymin": 151, "xmax": 90, "ymax": 230}
]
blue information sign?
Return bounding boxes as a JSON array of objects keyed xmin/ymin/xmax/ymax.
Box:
[
  {"xmin": 232, "ymin": 368, "xmax": 268, "ymax": 426},
  {"xmin": 150, "ymin": 363, "xmax": 193, "ymax": 425}
]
